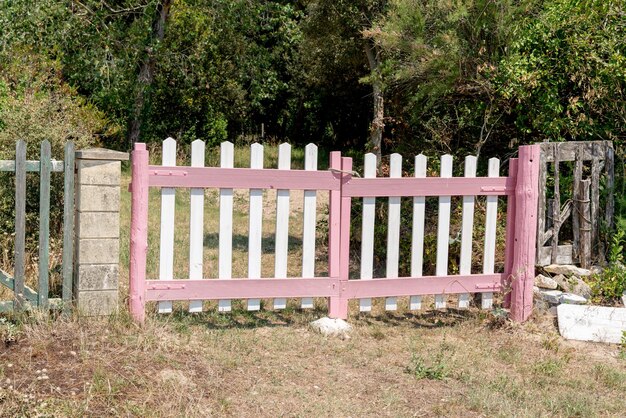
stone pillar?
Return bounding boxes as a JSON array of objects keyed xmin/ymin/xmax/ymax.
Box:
[{"xmin": 74, "ymin": 148, "xmax": 129, "ymax": 315}]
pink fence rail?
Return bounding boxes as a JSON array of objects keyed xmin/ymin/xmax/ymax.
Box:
[{"xmin": 129, "ymin": 142, "xmax": 540, "ymax": 324}]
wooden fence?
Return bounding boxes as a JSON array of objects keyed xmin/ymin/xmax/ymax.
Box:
[
  {"xmin": 0, "ymin": 140, "xmax": 75, "ymax": 312},
  {"xmin": 129, "ymin": 139, "xmax": 540, "ymax": 323}
]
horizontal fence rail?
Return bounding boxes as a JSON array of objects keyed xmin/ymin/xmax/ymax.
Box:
[{"xmin": 129, "ymin": 139, "xmax": 540, "ymax": 323}]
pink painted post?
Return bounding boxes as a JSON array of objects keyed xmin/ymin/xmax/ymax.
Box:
[
  {"xmin": 327, "ymin": 152, "xmax": 343, "ymax": 316},
  {"xmin": 510, "ymin": 145, "xmax": 540, "ymax": 322},
  {"xmin": 502, "ymin": 158, "xmax": 518, "ymax": 309},
  {"xmin": 129, "ymin": 143, "xmax": 150, "ymax": 323},
  {"xmin": 330, "ymin": 157, "xmax": 353, "ymax": 319}
]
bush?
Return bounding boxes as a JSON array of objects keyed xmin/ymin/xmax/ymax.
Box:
[{"xmin": 588, "ymin": 228, "xmax": 626, "ymax": 304}]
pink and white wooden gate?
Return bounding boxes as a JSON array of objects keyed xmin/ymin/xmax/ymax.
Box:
[{"xmin": 129, "ymin": 140, "xmax": 540, "ymax": 324}]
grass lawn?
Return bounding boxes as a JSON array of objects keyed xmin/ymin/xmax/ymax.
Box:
[{"xmin": 1, "ymin": 143, "xmax": 625, "ymax": 416}]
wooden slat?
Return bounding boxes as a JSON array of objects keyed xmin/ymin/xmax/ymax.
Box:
[
  {"xmin": 218, "ymin": 141, "xmax": 234, "ymax": 312},
  {"xmin": 0, "ymin": 269, "xmax": 39, "ymax": 302},
  {"xmin": 458, "ymin": 156, "xmax": 477, "ymax": 309},
  {"xmin": 538, "ymin": 245, "xmax": 574, "ymax": 265},
  {"xmin": 605, "ymin": 144, "xmax": 615, "ymax": 230},
  {"xmin": 435, "ymin": 155, "xmax": 453, "ymax": 309},
  {"xmin": 359, "ymin": 153, "xmax": 377, "ymax": 312},
  {"xmin": 14, "ymin": 140, "xmax": 27, "ymax": 309},
  {"xmin": 536, "ymin": 149, "xmax": 548, "ymax": 261},
  {"xmin": 578, "ymin": 179, "xmax": 592, "ymax": 268},
  {"xmin": 572, "ymin": 145, "xmax": 583, "ymax": 262},
  {"xmin": 385, "ymin": 154, "xmax": 402, "ymax": 311},
  {"xmin": 247, "ymin": 144, "xmax": 264, "ymax": 311},
  {"xmin": 410, "ymin": 155, "xmax": 427, "ymax": 310},
  {"xmin": 482, "ymin": 158, "xmax": 500, "ymax": 309},
  {"xmin": 62, "ymin": 142, "xmax": 75, "ymax": 306},
  {"xmin": 343, "ymin": 176, "xmax": 513, "ymax": 197},
  {"xmin": 0, "ymin": 160, "xmax": 64, "ymax": 172},
  {"xmin": 273, "ymin": 143, "xmax": 291, "ymax": 310},
  {"xmin": 189, "ymin": 140, "xmax": 205, "ymax": 313},
  {"xmin": 301, "ymin": 144, "xmax": 318, "ymax": 309},
  {"xmin": 590, "ymin": 143, "xmax": 601, "ymax": 258},
  {"xmin": 38, "ymin": 140, "xmax": 52, "ymax": 308},
  {"xmin": 158, "ymin": 137, "xmax": 176, "ymax": 313},
  {"xmin": 551, "ymin": 143, "xmax": 561, "ymax": 264}
]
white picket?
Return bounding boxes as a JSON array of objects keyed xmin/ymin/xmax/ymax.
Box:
[
  {"xmin": 410, "ymin": 154, "xmax": 427, "ymax": 310},
  {"xmin": 359, "ymin": 153, "xmax": 377, "ymax": 312},
  {"xmin": 482, "ymin": 158, "xmax": 500, "ymax": 309},
  {"xmin": 301, "ymin": 144, "xmax": 318, "ymax": 309},
  {"xmin": 218, "ymin": 141, "xmax": 234, "ymax": 312},
  {"xmin": 158, "ymin": 137, "xmax": 176, "ymax": 313},
  {"xmin": 386, "ymin": 154, "xmax": 402, "ymax": 311},
  {"xmin": 274, "ymin": 143, "xmax": 291, "ymax": 310},
  {"xmin": 458, "ymin": 156, "xmax": 477, "ymax": 309},
  {"xmin": 247, "ymin": 143, "xmax": 264, "ymax": 311},
  {"xmin": 435, "ymin": 154, "xmax": 453, "ymax": 309},
  {"xmin": 189, "ymin": 140, "xmax": 205, "ymax": 313}
]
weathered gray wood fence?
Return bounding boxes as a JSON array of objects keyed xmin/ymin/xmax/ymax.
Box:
[
  {"xmin": 0, "ymin": 140, "xmax": 75, "ymax": 312},
  {"xmin": 537, "ymin": 141, "xmax": 614, "ymax": 267}
]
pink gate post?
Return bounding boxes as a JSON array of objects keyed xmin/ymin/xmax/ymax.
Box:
[
  {"xmin": 510, "ymin": 144, "xmax": 540, "ymax": 321},
  {"xmin": 129, "ymin": 143, "xmax": 149, "ymax": 324}
]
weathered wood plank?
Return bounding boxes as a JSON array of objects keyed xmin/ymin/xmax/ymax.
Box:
[
  {"xmin": 538, "ymin": 245, "xmax": 574, "ymax": 265},
  {"xmin": 0, "ymin": 160, "xmax": 64, "ymax": 172},
  {"xmin": 605, "ymin": 144, "xmax": 615, "ymax": 230},
  {"xmin": 572, "ymin": 145, "xmax": 583, "ymax": 262},
  {"xmin": 536, "ymin": 150, "xmax": 548, "ymax": 262},
  {"xmin": 38, "ymin": 140, "xmax": 52, "ymax": 308},
  {"xmin": 62, "ymin": 142, "xmax": 75, "ymax": 306},
  {"xmin": 14, "ymin": 140, "xmax": 27, "ymax": 309},
  {"xmin": 0, "ymin": 269, "xmax": 39, "ymax": 303},
  {"xmin": 551, "ymin": 143, "xmax": 561, "ymax": 264},
  {"xmin": 590, "ymin": 143, "xmax": 601, "ymax": 259},
  {"xmin": 578, "ymin": 179, "xmax": 591, "ymax": 268}
]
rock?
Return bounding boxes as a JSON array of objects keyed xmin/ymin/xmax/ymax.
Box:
[
  {"xmin": 535, "ymin": 274, "xmax": 558, "ymax": 290},
  {"xmin": 544, "ymin": 264, "xmax": 591, "ymax": 277},
  {"xmin": 551, "ymin": 274, "xmax": 592, "ymax": 298},
  {"xmin": 310, "ymin": 317, "xmax": 352, "ymax": 337},
  {"xmin": 590, "ymin": 265, "xmax": 603, "ymax": 275},
  {"xmin": 559, "ymin": 293, "xmax": 587, "ymax": 305},
  {"xmin": 539, "ymin": 290, "xmax": 563, "ymax": 304}
]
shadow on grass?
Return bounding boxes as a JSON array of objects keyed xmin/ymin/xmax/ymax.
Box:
[
  {"xmin": 352, "ymin": 308, "xmax": 483, "ymax": 329},
  {"xmin": 203, "ymin": 233, "xmax": 303, "ymax": 252}
]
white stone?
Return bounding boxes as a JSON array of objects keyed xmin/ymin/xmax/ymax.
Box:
[
  {"xmin": 559, "ymin": 293, "xmax": 587, "ymax": 305},
  {"xmin": 310, "ymin": 317, "xmax": 352, "ymax": 337},
  {"xmin": 544, "ymin": 264, "xmax": 591, "ymax": 277},
  {"xmin": 552, "ymin": 274, "xmax": 592, "ymax": 298},
  {"xmin": 535, "ymin": 274, "xmax": 558, "ymax": 290},
  {"xmin": 557, "ymin": 304, "xmax": 626, "ymax": 344},
  {"xmin": 539, "ymin": 290, "xmax": 563, "ymax": 304}
]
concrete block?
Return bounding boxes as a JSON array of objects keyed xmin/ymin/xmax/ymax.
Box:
[
  {"xmin": 77, "ymin": 264, "xmax": 119, "ymax": 291},
  {"xmin": 76, "ymin": 212, "xmax": 120, "ymax": 238},
  {"xmin": 76, "ymin": 238, "xmax": 119, "ymax": 264},
  {"xmin": 557, "ymin": 304, "xmax": 626, "ymax": 344},
  {"xmin": 76, "ymin": 290, "xmax": 118, "ymax": 316},
  {"xmin": 76, "ymin": 185, "xmax": 120, "ymax": 212},
  {"xmin": 77, "ymin": 160, "xmax": 121, "ymax": 185}
]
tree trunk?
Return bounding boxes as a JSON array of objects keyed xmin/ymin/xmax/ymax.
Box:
[
  {"xmin": 128, "ymin": 0, "xmax": 172, "ymax": 146},
  {"xmin": 365, "ymin": 41, "xmax": 383, "ymax": 164}
]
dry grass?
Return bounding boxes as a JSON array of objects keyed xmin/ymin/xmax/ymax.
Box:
[{"xmin": 1, "ymin": 308, "xmax": 625, "ymax": 417}]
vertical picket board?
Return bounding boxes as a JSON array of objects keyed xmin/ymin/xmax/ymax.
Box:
[
  {"xmin": 482, "ymin": 158, "xmax": 500, "ymax": 309},
  {"xmin": 218, "ymin": 141, "xmax": 234, "ymax": 312},
  {"xmin": 158, "ymin": 137, "xmax": 176, "ymax": 313},
  {"xmin": 359, "ymin": 153, "xmax": 377, "ymax": 312},
  {"xmin": 61, "ymin": 141, "xmax": 75, "ymax": 306},
  {"xmin": 410, "ymin": 154, "xmax": 427, "ymax": 310},
  {"xmin": 458, "ymin": 156, "xmax": 477, "ymax": 309},
  {"xmin": 189, "ymin": 140, "xmax": 205, "ymax": 313},
  {"xmin": 38, "ymin": 140, "xmax": 52, "ymax": 308},
  {"xmin": 301, "ymin": 144, "xmax": 318, "ymax": 309},
  {"xmin": 274, "ymin": 143, "xmax": 291, "ymax": 310},
  {"xmin": 435, "ymin": 155, "xmax": 453, "ymax": 309},
  {"xmin": 14, "ymin": 140, "xmax": 27, "ymax": 309},
  {"xmin": 248, "ymin": 143, "xmax": 264, "ymax": 311},
  {"xmin": 327, "ymin": 152, "xmax": 342, "ymax": 316},
  {"xmin": 386, "ymin": 154, "xmax": 402, "ymax": 311}
]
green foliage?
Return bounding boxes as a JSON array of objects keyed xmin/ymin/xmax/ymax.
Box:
[{"xmin": 588, "ymin": 228, "xmax": 626, "ymax": 304}]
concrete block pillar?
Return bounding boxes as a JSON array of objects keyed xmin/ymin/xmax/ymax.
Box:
[{"xmin": 74, "ymin": 148, "xmax": 129, "ymax": 315}]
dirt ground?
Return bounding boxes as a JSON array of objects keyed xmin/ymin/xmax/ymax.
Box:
[{"xmin": 1, "ymin": 302, "xmax": 625, "ymax": 417}]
